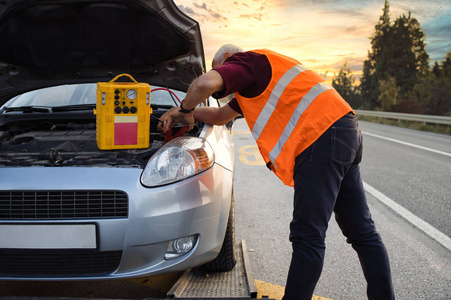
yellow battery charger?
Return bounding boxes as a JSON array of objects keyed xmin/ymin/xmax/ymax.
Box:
[{"xmin": 94, "ymin": 74, "xmax": 152, "ymax": 150}]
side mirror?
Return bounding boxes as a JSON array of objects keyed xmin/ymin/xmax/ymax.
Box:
[{"xmin": 225, "ymin": 115, "xmax": 243, "ymax": 132}]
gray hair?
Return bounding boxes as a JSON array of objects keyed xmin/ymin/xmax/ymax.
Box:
[{"xmin": 212, "ymin": 44, "xmax": 243, "ymax": 65}]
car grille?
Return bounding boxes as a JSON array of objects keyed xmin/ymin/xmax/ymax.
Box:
[
  {"xmin": 0, "ymin": 250, "xmax": 122, "ymax": 277},
  {"xmin": 0, "ymin": 190, "xmax": 128, "ymax": 220}
]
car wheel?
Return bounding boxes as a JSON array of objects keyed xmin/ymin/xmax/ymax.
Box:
[{"xmin": 202, "ymin": 193, "xmax": 237, "ymax": 272}]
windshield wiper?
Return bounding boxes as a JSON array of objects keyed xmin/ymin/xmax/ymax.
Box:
[
  {"xmin": 51, "ymin": 104, "xmax": 96, "ymax": 112},
  {"xmin": 4, "ymin": 106, "xmax": 52, "ymax": 113}
]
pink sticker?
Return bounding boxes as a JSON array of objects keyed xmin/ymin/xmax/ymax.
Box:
[{"xmin": 114, "ymin": 122, "xmax": 138, "ymax": 145}]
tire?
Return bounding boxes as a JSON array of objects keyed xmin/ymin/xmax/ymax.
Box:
[{"xmin": 202, "ymin": 195, "xmax": 237, "ymax": 272}]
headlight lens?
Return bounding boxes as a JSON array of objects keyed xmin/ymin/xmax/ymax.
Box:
[{"xmin": 141, "ymin": 137, "xmax": 214, "ymax": 187}]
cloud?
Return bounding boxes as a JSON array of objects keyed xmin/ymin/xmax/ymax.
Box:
[
  {"xmin": 193, "ymin": 2, "xmax": 227, "ymax": 21},
  {"xmin": 240, "ymin": 13, "xmax": 265, "ymax": 21},
  {"xmin": 178, "ymin": 5, "xmax": 195, "ymax": 15},
  {"xmin": 235, "ymin": 1, "xmax": 250, "ymax": 8},
  {"xmin": 178, "ymin": 2, "xmax": 228, "ymax": 23}
]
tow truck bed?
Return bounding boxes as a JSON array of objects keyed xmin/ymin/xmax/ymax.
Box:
[{"xmin": 168, "ymin": 240, "xmax": 257, "ymax": 299}]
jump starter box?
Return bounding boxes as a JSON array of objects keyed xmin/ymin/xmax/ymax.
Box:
[{"xmin": 95, "ymin": 74, "xmax": 152, "ymax": 150}]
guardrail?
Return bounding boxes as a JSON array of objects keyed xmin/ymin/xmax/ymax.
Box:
[{"xmin": 355, "ymin": 110, "xmax": 451, "ymax": 126}]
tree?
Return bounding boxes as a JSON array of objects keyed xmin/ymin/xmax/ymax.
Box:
[
  {"xmin": 441, "ymin": 51, "xmax": 451, "ymax": 77},
  {"xmin": 361, "ymin": 0, "xmax": 391, "ymax": 109},
  {"xmin": 387, "ymin": 12, "xmax": 429, "ymax": 97},
  {"xmin": 432, "ymin": 61, "xmax": 443, "ymax": 78},
  {"xmin": 409, "ymin": 51, "xmax": 451, "ymax": 116},
  {"xmin": 378, "ymin": 78, "xmax": 398, "ymax": 111},
  {"xmin": 332, "ymin": 61, "xmax": 361, "ymax": 109},
  {"xmin": 360, "ymin": 0, "xmax": 429, "ymax": 110}
]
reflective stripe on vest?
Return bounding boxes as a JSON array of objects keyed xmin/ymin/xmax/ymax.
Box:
[
  {"xmin": 268, "ymin": 81, "xmax": 333, "ymax": 168},
  {"xmin": 252, "ymin": 64, "xmax": 308, "ymax": 141},
  {"xmin": 250, "ymin": 62, "xmax": 333, "ymax": 169}
]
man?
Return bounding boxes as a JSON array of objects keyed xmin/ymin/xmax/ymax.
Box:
[{"xmin": 158, "ymin": 44, "xmax": 395, "ymax": 300}]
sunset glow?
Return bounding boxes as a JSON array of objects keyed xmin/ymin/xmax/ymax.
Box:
[{"xmin": 175, "ymin": 0, "xmax": 451, "ymax": 81}]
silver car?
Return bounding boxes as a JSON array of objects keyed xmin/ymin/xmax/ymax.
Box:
[{"xmin": 0, "ymin": 0, "xmax": 236, "ymax": 280}]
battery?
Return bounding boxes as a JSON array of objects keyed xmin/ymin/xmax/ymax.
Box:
[{"xmin": 95, "ymin": 74, "xmax": 152, "ymax": 150}]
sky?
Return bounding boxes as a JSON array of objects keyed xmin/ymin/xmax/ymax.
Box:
[{"xmin": 174, "ymin": 0, "xmax": 451, "ymax": 81}]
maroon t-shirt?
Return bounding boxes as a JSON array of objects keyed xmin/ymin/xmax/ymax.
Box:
[{"xmin": 212, "ymin": 51, "xmax": 272, "ymax": 115}]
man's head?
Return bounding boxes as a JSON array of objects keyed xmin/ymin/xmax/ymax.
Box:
[{"xmin": 212, "ymin": 44, "xmax": 243, "ymax": 68}]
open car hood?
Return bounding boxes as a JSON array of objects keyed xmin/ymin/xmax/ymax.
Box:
[{"xmin": 0, "ymin": 0, "xmax": 205, "ymax": 104}]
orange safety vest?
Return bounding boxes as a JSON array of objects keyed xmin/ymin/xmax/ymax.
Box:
[{"xmin": 235, "ymin": 49, "xmax": 353, "ymax": 186}]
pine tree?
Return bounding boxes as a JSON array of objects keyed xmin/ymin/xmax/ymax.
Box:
[
  {"xmin": 360, "ymin": 0, "xmax": 429, "ymax": 110},
  {"xmin": 432, "ymin": 61, "xmax": 443, "ymax": 78},
  {"xmin": 360, "ymin": 0, "xmax": 391, "ymax": 109},
  {"xmin": 388, "ymin": 12, "xmax": 429, "ymax": 97},
  {"xmin": 410, "ymin": 51, "xmax": 451, "ymax": 116},
  {"xmin": 332, "ymin": 61, "xmax": 361, "ymax": 109},
  {"xmin": 442, "ymin": 51, "xmax": 451, "ymax": 77}
]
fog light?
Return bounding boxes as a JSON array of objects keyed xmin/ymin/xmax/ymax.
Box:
[{"xmin": 165, "ymin": 235, "xmax": 197, "ymax": 260}]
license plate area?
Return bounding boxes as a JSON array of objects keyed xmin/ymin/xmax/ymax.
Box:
[{"xmin": 0, "ymin": 224, "xmax": 98, "ymax": 250}]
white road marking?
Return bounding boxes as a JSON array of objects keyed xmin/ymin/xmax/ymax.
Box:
[
  {"xmin": 362, "ymin": 131, "xmax": 451, "ymax": 157},
  {"xmin": 363, "ymin": 182, "xmax": 451, "ymax": 251}
]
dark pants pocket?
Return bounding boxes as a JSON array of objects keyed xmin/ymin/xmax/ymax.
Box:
[{"xmin": 331, "ymin": 126, "xmax": 361, "ymax": 165}]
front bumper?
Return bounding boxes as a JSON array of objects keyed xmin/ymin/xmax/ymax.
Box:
[{"xmin": 0, "ymin": 164, "xmax": 233, "ymax": 280}]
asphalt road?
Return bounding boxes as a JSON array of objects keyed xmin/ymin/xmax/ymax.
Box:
[
  {"xmin": 358, "ymin": 121, "xmax": 451, "ymax": 237},
  {"xmin": 232, "ymin": 118, "xmax": 451, "ymax": 300},
  {"xmin": 0, "ymin": 119, "xmax": 449, "ymax": 300}
]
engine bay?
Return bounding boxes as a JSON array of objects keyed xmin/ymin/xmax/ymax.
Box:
[
  {"xmin": 0, "ymin": 82, "xmax": 204, "ymax": 168},
  {"xmin": 0, "ymin": 113, "xmax": 201, "ymax": 168}
]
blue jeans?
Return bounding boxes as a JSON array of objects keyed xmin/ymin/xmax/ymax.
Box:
[{"xmin": 283, "ymin": 113, "xmax": 394, "ymax": 300}]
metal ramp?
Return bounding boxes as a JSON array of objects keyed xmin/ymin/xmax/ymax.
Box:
[{"xmin": 167, "ymin": 240, "xmax": 258, "ymax": 299}]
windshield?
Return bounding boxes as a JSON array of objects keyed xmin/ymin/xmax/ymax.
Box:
[{"xmin": 5, "ymin": 83, "xmax": 186, "ymax": 108}]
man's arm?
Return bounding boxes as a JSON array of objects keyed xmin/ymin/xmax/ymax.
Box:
[
  {"xmin": 158, "ymin": 70, "xmax": 225, "ymax": 133},
  {"xmin": 183, "ymin": 70, "xmax": 225, "ymax": 111},
  {"xmin": 194, "ymin": 105, "xmax": 241, "ymax": 126}
]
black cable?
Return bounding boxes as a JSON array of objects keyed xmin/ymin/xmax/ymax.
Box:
[
  {"xmin": 150, "ymin": 114, "xmax": 163, "ymax": 123},
  {"xmin": 160, "ymin": 75, "xmax": 179, "ymax": 106}
]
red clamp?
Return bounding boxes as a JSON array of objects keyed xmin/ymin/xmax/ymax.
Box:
[{"xmin": 164, "ymin": 124, "xmax": 188, "ymax": 144}]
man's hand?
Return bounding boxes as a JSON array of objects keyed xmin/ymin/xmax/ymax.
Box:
[
  {"xmin": 157, "ymin": 69, "xmax": 226, "ymax": 134},
  {"xmin": 158, "ymin": 106, "xmax": 194, "ymax": 133}
]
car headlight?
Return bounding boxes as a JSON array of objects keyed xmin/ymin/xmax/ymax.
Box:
[{"xmin": 141, "ymin": 137, "xmax": 215, "ymax": 187}]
